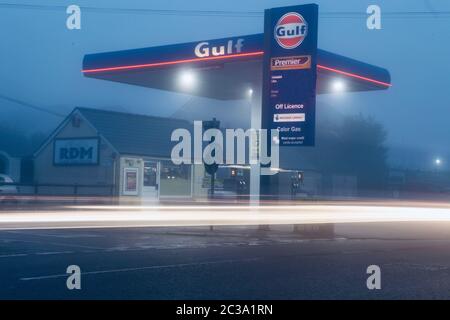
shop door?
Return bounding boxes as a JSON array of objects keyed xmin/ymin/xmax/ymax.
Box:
[{"xmin": 142, "ymin": 161, "xmax": 159, "ymax": 200}]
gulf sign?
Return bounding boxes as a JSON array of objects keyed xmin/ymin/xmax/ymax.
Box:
[
  {"xmin": 274, "ymin": 12, "xmax": 308, "ymax": 49},
  {"xmin": 262, "ymin": 4, "xmax": 318, "ymax": 147}
]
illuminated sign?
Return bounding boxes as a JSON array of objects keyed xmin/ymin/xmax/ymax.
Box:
[
  {"xmin": 274, "ymin": 12, "xmax": 308, "ymax": 49},
  {"xmin": 262, "ymin": 4, "xmax": 318, "ymax": 147},
  {"xmin": 273, "ymin": 113, "xmax": 305, "ymax": 123},
  {"xmin": 271, "ymin": 56, "xmax": 311, "ymax": 70},
  {"xmin": 123, "ymin": 168, "xmax": 139, "ymax": 196},
  {"xmin": 194, "ymin": 38, "xmax": 245, "ymax": 58}
]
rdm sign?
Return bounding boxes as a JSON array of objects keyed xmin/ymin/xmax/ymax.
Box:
[
  {"xmin": 262, "ymin": 4, "xmax": 318, "ymax": 146},
  {"xmin": 54, "ymin": 138, "xmax": 99, "ymax": 165}
]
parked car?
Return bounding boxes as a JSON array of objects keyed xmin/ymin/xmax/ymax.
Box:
[{"xmin": 0, "ymin": 174, "xmax": 18, "ymax": 203}]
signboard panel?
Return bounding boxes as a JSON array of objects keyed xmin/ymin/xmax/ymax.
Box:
[
  {"xmin": 262, "ymin": 4, "xmax": 318, "ymax": 146},
  {"xmin": 53, "ymin": 138, "xmax": 99, "ymax": 166},
  {"xmin": 123, "ymin": 167, "xmax": 139, "ymax": 196},
  {"xmin": 83, "ymin": 34, "xmax": 264, "ymax": 72}
]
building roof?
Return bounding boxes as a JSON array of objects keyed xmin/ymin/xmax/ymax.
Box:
[
  {"xmin": 83, "ymin": 33, "xmax": 391, "ymax": 100},
  {"xmin": 77, "ymin": 107, "xmax": 192, "ymax": 158}
]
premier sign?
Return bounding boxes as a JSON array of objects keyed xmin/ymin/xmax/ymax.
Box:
[
  {"xmin": 262, "ymin": 4, "xmax": 318, "ymax": 147},
  {"xmin": 271, "ymin": 56, "xmax": 311, "ymax": 70},
  {"xmin": 54, "ymin": 138, "xmax": 99, "ymax": 165}
]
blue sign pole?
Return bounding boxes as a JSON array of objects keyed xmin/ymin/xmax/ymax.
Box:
[{"xmin": 260, "ymin": 4, "xmax": 318, "ymax": 199}]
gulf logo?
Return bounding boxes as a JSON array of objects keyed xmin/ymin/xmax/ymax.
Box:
[{"xmin": 274, "ymin": 12, "xmax": 308, "ymax": 49}]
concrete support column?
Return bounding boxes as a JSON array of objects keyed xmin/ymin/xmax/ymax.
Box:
[{"xmin": 249, "ymin": 87, "xmax": 262, "ymax": 205}]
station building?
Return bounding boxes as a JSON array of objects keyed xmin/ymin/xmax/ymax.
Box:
[
  {"xmin": 33, "ymin": 107, "xmax": 206, "ymax": 201},
  {"xmin": 32, "ymin": 106, "xmax": 358, "ymax": 202},
  {"xmin": 79, "ymin": 33, "xmax": 390, "ymax": 201},
  {"xmin": 32, "ymin": 106, "xmax": 312, "ymax": 202}
]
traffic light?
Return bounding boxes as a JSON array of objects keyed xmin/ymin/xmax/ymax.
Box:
[
  {"xmin": 203, "ymin": 118, "xmax": 220, "ymax": 197},
  {"xmin": 298, "ymin": 171, "xmax": 304, "ymax": 183}
]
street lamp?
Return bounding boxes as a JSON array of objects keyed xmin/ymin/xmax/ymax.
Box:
[
  {"xmin": 177, "ymin": 69, "xmax": 197, "ymax": 91},
  {"xmin": 331, "ymin": 79, "xmax": 346, "ymax": 93}
]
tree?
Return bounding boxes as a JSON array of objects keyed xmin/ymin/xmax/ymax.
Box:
[
  {"xmin": 0, "ymin": 124, "xmax": 47, "ymax": 156},
  {"xmin": 309, "ymin": 113, "xmax": 388, "ymax": 196},
  {"xmin": 337, "ymin": 114, "xmax": 388, "ymax": 194}
]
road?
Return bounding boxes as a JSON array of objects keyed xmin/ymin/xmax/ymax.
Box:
[{"xmin": 2, "ymin": 221, "xmax": 450, "ymax": 299}]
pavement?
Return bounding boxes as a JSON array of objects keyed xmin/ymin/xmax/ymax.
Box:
[{"xmin": 2, "ymin": 222, "xmax": 450, "ymax": 299}]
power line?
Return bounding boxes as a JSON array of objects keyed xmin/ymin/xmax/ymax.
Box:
[
  {"xmin": 0, "ymin": 93, "xmax": 65, "ymax": 118},
  {"xmin": 0, "ymin": 3, "xmax": 449, "ymax": 19},
  {"xmin": 0, "ymin": 3, "xmax": 263, "ymax": 16}
]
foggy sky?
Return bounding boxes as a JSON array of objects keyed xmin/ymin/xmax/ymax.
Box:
[{"xmin": 1, "ymin": 0, "xmax": 449, "ymax": 170}]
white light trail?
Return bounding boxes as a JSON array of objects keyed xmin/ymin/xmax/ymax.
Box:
[{"xmin": 1, "ymin": 203, "xmax": 450, "ymax": 230}]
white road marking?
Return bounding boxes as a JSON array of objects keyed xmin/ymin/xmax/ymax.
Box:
[
  {"xmin": 0, "ymin": 251, "xmax": 74, "ymax": 258},
  {"xmin": 0, "ymin": 237, "xmax": 105, "ymax": 250},
  {"xmin": 35, "ymin": 251, "xmax": 74, "ymax": 255},
  {"xmin": 0, "ymin": 253, "xmax": 28, "ymax": 258},
  {"xmin": 3, "ymin": 230, "xmax": 102, "ymax": 238},
  {"xmin": 20, "ymin": 257, "xmax": 261, "ymax": 281}
]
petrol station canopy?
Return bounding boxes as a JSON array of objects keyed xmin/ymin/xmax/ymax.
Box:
[{"xmin": 82, "ymin": 33, "xmax": 391, "ymax": 100}]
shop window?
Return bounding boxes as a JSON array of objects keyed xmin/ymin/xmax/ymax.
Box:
[
  {"xmin": 159, "ymin": 161, "xmax": 191, "ymax": 197},
  {"xmin": 143, "ymin": 161, "xmax": 157, "ymax": 187}
]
